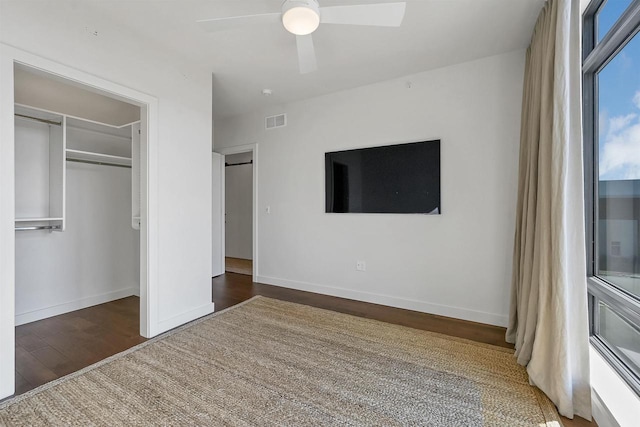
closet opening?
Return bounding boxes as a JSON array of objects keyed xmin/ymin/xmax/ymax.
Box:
[
  {"xmin": 12, "ymin": 63, "xmax": 147, "ymax": 395},
  {"xmin": 223, "ymin": 151, "xmax": 254, "ymax": 276},
  {"xmin": 212, "ymin": 145, "xmax": 258, "ymax": 281}
]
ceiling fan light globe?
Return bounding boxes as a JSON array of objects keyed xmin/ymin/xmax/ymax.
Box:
[{"xmin": 282, "ymin": 7, "xmax": 320, "ymax": 35}]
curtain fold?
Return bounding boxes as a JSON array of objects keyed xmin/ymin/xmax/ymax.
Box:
[{"xmin": 506, "ymin": 0, "xmax": 591, "ymax": 420}]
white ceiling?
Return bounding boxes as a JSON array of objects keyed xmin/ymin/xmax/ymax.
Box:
[{"xmin": 82, "ymin": 1, "xmax": 544, "ymax": 119}]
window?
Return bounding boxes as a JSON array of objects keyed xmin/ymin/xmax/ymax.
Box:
[
  {"xmin": 584, "ymin": 0, "xmax": 640, "ymax": 395},
  {"xmin": 596, "ymin": 0, "xmax": 634, "ymax": 41}
]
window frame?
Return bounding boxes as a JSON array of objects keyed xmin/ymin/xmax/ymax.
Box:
[{"xmin": 583, "ymin": 0, "xmax": 640, "ymax": 396}]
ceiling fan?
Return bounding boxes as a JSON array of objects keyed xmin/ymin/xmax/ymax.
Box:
[{"xmin": 197, "ymin": 0, "xmax": 407, "ymax": 74}]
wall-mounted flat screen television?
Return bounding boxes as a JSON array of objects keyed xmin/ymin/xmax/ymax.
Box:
[{"xmin": 325, "ymin": 140, "xmax": 441, "ymax": 214}]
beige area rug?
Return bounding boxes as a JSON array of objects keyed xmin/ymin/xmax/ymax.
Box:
[{"xmin": 0, "ymin": 297, "xmax": 562, "ymax": 426}]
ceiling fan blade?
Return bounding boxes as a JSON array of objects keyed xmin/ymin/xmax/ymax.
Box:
[
  {"xmin": 296, "ymin": 34, "xmax": 318, "ymax": 74},
  {"xmin": 320, "ymin": 2, "xmax": 406, "ymax": 27},
  {"xmin": 197, "ymin": 13, "xmax": 280, "ymax": 32}
]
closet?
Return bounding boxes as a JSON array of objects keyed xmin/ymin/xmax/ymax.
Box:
[{"xmin": 14, "ymin": 67, "xmax": 141, "ymax": 326}]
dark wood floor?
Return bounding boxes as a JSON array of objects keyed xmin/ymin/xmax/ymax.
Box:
[
  {"xmin": 13, "ymin": 297, "xmax": 145, "ymax": 396},
  {"xmin": 225, "ymin": 257, "xmax": 252, "ymax": 276},
  {"xmin": 212, "ymin": 273, "xmax": 512, "ymax": 348},
  {"xmin": 10, "ymin": 273, "xmax": 596, "ymax": 426}
]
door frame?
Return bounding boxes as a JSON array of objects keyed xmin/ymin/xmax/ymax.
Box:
[
  {"xmin": 211, "ymin": 152, "xmax": 224, "ymax": 277},
  {"xmin": 216, "ymin": 143, "xmax": 258, "ymax": 281},
  {"xmin": 0, "ymin": 44, "xmax": 159, "ymax": 398}
]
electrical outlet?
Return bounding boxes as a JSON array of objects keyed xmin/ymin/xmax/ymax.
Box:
[{"xmin": 356, "ymin": 261, "xmax": 366, "ymax": 271}]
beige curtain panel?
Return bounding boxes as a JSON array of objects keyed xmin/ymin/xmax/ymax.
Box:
[{"xmin": 506, "ymin": 0, "xmax": 591, "ymax": 420}]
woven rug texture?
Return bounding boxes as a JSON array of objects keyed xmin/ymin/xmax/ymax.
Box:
[{"xmin": 0, "ymin": 296, "xmax": 562, "ymax": 426}]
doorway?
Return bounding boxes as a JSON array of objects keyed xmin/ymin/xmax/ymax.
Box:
[
  {"xmin": 224, "ymin": 152, "xmax": 253, "ymax": 276},
  {"xmin": 11, "ymin": 64, "xmax": 145, "ymax": 395},
  {"xmin": 0, "ymin": 45, "xmax": 159, "ymax": 399},
  {"xmin": 214, "ymin": 144, "xmax": 258, "ymax": 281}
]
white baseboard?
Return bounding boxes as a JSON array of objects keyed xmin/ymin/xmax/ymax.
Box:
[
  {"xmin": 592, "ymin": 388, "xmax": 620, "ymax": 427},
  {"xmin": 256, "ymin": 275, "xmax": 508, "ymax": 327},
  {"xmin": 156, "ymin": 302, "xmax": 215, "ymax": 334},
  {"xmin": 15, "ymin": 287, "xmax": 137, "ymax": 326}
]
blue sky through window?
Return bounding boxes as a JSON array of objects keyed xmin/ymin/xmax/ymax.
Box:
[
  {"xmin": 597, "ymin": 0, "xmax": 633, "ymax": 41},
  {"xmin": 597, "ymin": 1, "xmax": 640, "ymax": 181}
]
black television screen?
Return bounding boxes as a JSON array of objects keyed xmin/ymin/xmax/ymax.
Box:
[{"xmin": 325, "ymin": 140, "xmax": 441, "ymax": 214}]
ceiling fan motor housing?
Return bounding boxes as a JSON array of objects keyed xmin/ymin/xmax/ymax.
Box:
[{"xmin": 281, "ymin": 0, "xmax": 321, "ymax": 35}]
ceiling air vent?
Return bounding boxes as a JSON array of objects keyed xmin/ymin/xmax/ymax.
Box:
[{"xmin": 265, "ymin": 113, "xmax": 287, "ymax": 130}]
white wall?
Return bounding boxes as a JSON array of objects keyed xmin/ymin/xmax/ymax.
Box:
[
  {"xmin": 225, "ymin": 152, "xmax": 253, "ymax": 260},
  {"xmin": 14, "ymin": 119, "xmax": 50, "ymax": 218},
  {"xmin": 216, "ymin": 50, "xmax": 525, "ymax": 326},
  {"xmin": 0, "ymin": 0, "xmax": 214, "ymax": 398},
  {"xmin": 590, "ymin": 346, "xmax": 640, "ymax": 427},
  {"xmin": 14, "ymin": 120, "xmax": 138, "ymax": 325}
]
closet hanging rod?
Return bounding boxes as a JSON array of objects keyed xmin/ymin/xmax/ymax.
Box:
[
  {"xmin": 14, "ymin": 113, "xmax": 62, "ymax": 126},
  {"xmin": 15, "ymin": 225, "xmax": 61, "ymax": 231},
  {"xmin": 67, "ymin": 158, "xmax": 132, "ymax": 169},
  {"xmin": 225, "ymin": 160, "xmax": 253, "ymax": 167}
]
